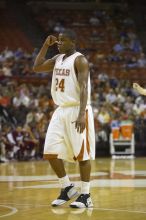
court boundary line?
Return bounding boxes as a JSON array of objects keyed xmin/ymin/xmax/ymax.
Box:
[
  {"xmin": 0, "ymin": 203, "xmax": 146, "ymax": 215},
  {"xmin": 0, "ymin": 205, "xmax": 18, "ymax": 218}
]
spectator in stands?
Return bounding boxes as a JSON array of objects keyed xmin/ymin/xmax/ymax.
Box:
[
  {"xmin": 25, "ymin": 108, "xmax": 37, "ymax": 125},
  {"xmin": 19, "ymin": 84, "xmax": 31, "ymax": 107},
  {"xmin": 133, "ymin": 101, "xmax": 145, "ymax": 116},
  {"xmin": 124, "ymin": 55, "xmax": 138, "ymax": 69},
  {"xmin": 116, "ymin": 89, "xmax": 126, "ymax": 104},
  {"xmin": 0, "ymin": 92, "xmax": 10, "ymax": 107},
  {"xmin": 12, "ymin": 90, "xmax": 22, "ymax": 108},
  {"xmin": 97, "ymin": 105, "xmax": 111, "ymax": 125},
  {"xmin": 2, "ymin": 124, "xmax": 19, "ymax": 160},
  {"xmin": 89, "ymin": 16, "xmax": 100, "ymax": 26},
  {"xmin": 0, "ymin": 132, "xmax": 8, "ymax": 162},
  {"xmin": 54, "ymin": 22, "xmax": 65, "ymax": 33},
  {"xmin": 137, "ymin": 53, "xmax": 146, "ymax": 68},
  {"xmin": 124, "ymin": 96, "xmax": 134, "ymax": 115},
  {"xmin": 2, "ymin": 62, "xmax": 12, "ymax": 76},
  {"xmin": 96, "ymin": 105, "xmax": 111, "ymax": 144},
  {"xmin": 106, "ymin": 88, "xmax": 117, "ymax": 104},
  {"xmin": 113, "ymin": 40, "xmax": 125, "ymax": 53},
  {"xmin": 22, "ymin": 124, "xmax": 39, "ymax": 160},
  {"xmin": 109, "ymin": 73, "xmax": 119, "ymax": 89},
  {"xmin": 14, "ymin": 48, "xmax": 24, "ymax": 60},
  {"xmin": 3, "ymin": 47, "xmax": 14, "ymax": 59},
  {"xmin": 98, "ymin": 71, "xmax": 109, "ymax": 88},
  {"xmin": 130, "ymin": 37, "xmax": 142, "ymax": 53}
]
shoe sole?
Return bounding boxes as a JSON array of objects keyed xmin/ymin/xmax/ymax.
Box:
[
  {"xmin": 51, "ymin": 191, "xmax": 79, "ymax": 207},
  {"xmin": 52, "ymin": 200, "xmax": 67, "ymax": 207},
  {"xmin": 70, "ymin": 204, "xmax": 81, "ymax": 208},
  {"xmin": 70, "ymin": 204, "xmax": 93, "ymax": 208}
]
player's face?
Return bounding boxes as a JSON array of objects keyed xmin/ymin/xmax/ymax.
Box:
[{"xmin": 57, "ymin": 34, "xmax": 73, "ymax": 54}]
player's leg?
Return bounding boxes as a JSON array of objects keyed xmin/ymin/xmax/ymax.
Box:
[
  {"xmin": 79, "ymin": 160, "xmax": 91, "ymax": 182},
  {"xmin": 67, "ymin": 106, "xmax": 95, "ymax": 208},
  {"xmin": 43, "ymin": 108, "xmax": 78, "ymax": 206},
  {"xmin": 70, "ymin": 159, "xmax": 93, "ymax": 208},
  {"xmin": 48, "ymin": 157, "xmax": 78, "ymax": 207},
  {"xmin": 49, "ymin": 158, "xmax": 66, "ymax": 177}
]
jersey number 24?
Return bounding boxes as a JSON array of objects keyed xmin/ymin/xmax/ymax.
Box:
[{"xmin": 56, "ymin": 78, "xmax": 65, "ymax": 92}]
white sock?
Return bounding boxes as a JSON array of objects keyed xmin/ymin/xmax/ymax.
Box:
[
  {"xmin": 81, "ymin": 181, "xmax": 90, "ymax": 194},
  {"xmin": 59, "ymin": 175, "xmax": 71, "ymax": 189}
]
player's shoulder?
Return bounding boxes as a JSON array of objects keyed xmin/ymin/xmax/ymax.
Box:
[
  {"xmin": 74, "ymin": 51, "xmax": 84, "ymax": 58},
  {"xmin": 75, "ymin": 53, "xmax": 88, "ymax": 65}
]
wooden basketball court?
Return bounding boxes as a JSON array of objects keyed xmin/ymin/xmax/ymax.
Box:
[{"xmin": 0, "ymin": 158, "xmax": 146, "ymax": 220}]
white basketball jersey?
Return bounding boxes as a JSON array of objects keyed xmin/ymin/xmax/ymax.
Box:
[{"xmin": 51, "ymin": 52, "xmax": 91, "ymax": 107}]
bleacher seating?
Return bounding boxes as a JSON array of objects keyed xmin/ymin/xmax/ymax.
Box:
[
  {"xmin": 28, "ymin": 4, "xmax": 146, "ymax": 83},
  {"xmin": 0, "ymin": 8, "xmax": 33, "ymax": 52}
]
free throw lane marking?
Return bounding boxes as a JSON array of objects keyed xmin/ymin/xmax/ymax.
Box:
[{"xmin": 0, "ymin": 205, "xmax": 18, "ymax": 218}]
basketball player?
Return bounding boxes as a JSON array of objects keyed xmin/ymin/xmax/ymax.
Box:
[
  {"xmin": 33, "ymin": 29, "xmax": 95, "ymax": 208},
  {"xmin": 133, "ymin": 83, "xmax": 146, "ymax": 95}
]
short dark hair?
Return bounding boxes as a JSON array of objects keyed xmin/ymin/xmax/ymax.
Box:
[{"xmin": 61, "ymin": 29, "xmax": 76, "ymax": 41}]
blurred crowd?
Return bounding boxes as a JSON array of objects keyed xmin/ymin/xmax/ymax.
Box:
[
  {"xmin": 29, "ymin": 2, "xmax": 146, "ymax": 73},
  {"xmin": 0, "ymin": 78, "xmax": 55, "ymax": 162},
  {"xmin": 0, "ymin": 54, "xmax": 146, "ymax": 162}
]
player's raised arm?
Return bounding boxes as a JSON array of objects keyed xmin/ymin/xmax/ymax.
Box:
[
  {"xmin": 33, "ymin": 35, "xmax": 59, "ymax": 73},
  {"xmin": 133, "ymin": 83, "xmax": 146, "ymax": 96}
]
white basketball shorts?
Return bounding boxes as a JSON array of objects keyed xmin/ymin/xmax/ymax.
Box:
[{"xmin": 43, "ymin": 105, "xmax": 95, "ymax": 162}]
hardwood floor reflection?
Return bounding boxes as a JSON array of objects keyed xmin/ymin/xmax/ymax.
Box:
[{"xmin": 0, "ymin": 158, "xmax": 146, "ymax": 220}]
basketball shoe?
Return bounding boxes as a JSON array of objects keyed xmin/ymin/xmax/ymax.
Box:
[
  {"xmin": 51, "ymin": 184, "xmax": 78, "ymax": 206},
  {"xmin": 70, "ymin": 193, "xmax": 93, "ymax": 208}
]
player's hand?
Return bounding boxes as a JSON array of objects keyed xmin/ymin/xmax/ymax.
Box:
[
  {"xmin": 133, "ymin": 83, "xmax": 140, "ymax": 90},
  {"xmin": 133, "ymin": 83, "xmax": 143, "ymax": 94},
  {"xmin": 74, "ymin": 112, "xmax": 86, "ymax": 133},
  {"xmin": 44, "ymin": 35, "xmax": 58, "ymax": 47}
]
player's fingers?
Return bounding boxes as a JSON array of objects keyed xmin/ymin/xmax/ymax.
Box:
[
  {"xmin": 79, "ymin": 127, "xmax": 83, "ymax": 133},
  {"xmin": 75, "ymin": 122, "xmax": 81, "ymax": 133},
  {"xmin": 75, "ymin": 122, "xmax": 79, "ymax": 132},
  {"xmin": 75, "ymin": 122, "xmax": 85, "ymax": 133},
  {"xmin": 47, "ymin": 36, "xmax": 57, "ymax": 45},
  {"xmin": 133, "ymin": 83, "xmax": 136, "ymax": 87},
  {"xmin": 78, "ymin": 124, "xmax": 85, "ymax": 133},
  {"xmin": 49, "ymin": 36, "xmax": 55, "ymax": 45},
  {"xmin": 77, "ymin": 125, "xmax": 80, "ymax": 133},
  {"xmin": 133, "ymin": 83, "xmax": 138, "ymax": 89},
  {"xmin": 80, "ymin": 124, "xmax": 85, "ymax": 133}
]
